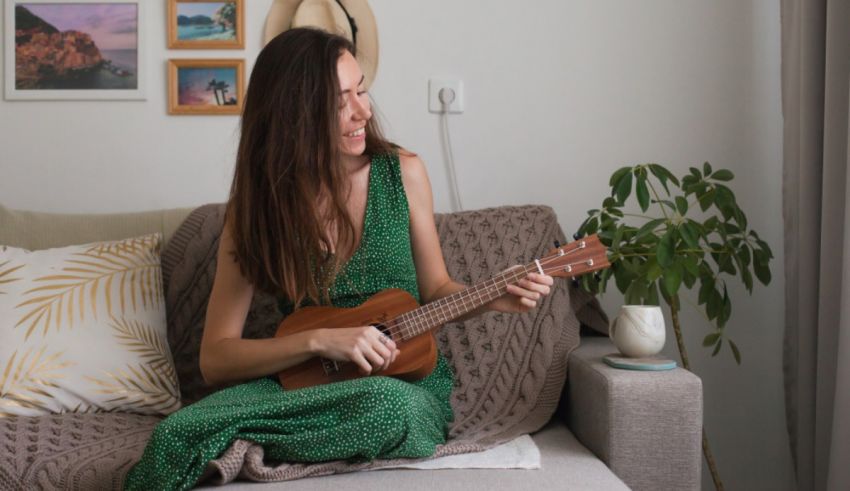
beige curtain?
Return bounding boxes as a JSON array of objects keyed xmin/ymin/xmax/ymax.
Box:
[{"xmin": 781, "ymin": 1, "xmax": 850, "ymax": 490}]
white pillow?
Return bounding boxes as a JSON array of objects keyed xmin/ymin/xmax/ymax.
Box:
[{"xmin": 0, "ymin": 233, "xmax": 181, "ymax": 416}]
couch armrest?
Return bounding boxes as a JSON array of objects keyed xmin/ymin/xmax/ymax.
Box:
[{"xmin": 563, "ymin": 337, "xmax": 703, "ymax": 491}]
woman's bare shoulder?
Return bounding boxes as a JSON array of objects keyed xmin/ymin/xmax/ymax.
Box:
[{"xmin": 397, "ymin": 150, "xmax": 430, "ymax": 189}]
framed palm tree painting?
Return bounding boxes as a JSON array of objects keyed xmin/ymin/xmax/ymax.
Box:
[
  {"xmin": 167, "ymin": 0, "xmax": 243, "ymax": 49},
  {"xmin": 167, "ymin": 58, "xmax": 243, "ymax": 115}
]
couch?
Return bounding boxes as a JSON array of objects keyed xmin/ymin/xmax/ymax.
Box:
[{"xmin": 0, "ymin": 203, "xmax": 702, "ymax": 491}]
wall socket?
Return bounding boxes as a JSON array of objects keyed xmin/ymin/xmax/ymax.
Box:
[{"xmin": 429, "ymin": 79, "xmax": 464, "ymax": 114}]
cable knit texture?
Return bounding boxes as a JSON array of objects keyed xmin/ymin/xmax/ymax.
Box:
[{"xmin": 0, "ymin": 203, "xmax": 608, "ymax": 489}]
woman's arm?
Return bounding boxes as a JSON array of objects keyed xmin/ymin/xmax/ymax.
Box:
[
  {"xmin": 199, "ymin": 220, "xmax": 398, "ymax": 386},
  {"xmin": 399, "ymin": 153, "xmax": 553, "ymax": 319}
]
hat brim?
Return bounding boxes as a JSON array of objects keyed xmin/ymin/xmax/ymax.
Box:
[{"xmin": 263, "ymin": 0, "xmax": 379, "ymax": 88}]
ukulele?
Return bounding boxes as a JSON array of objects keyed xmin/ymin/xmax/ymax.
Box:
[{"xmin": 275, "ymin": 234, "xmax": 610, "ymax": 389}]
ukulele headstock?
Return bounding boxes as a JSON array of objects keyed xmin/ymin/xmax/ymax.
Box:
[{"xmin": 538, "ymin": 234, "xmax": 610, "ymax": 278}]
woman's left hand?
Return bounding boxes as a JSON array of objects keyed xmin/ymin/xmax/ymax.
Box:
[{"xmin": 491, "ymin": 269, "xmax": 555, "ymax": 314}]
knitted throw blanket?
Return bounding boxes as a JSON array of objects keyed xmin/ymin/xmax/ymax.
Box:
[{"xmin": 161, "ymin": 203, "xmax": 607, "ymax": 485}]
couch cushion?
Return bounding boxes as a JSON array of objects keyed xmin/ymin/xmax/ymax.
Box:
[
  {"xmin": 195, "ymin": 422, "xmax": 629, "ymax": 491},
  {"xmin": 0, "ymin": 413, "xmax": 161, "ymax": 490},
  {"xmin": 0, "ymin": 203, "xmax": 195, "ymax": 251}
]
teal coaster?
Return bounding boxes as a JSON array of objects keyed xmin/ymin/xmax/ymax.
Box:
[{"xmin": 603, "ymin": 353, "xmax": 677, "ymax": 371}]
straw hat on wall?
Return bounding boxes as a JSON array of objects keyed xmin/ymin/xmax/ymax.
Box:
[{"xmin": 263, "ymin": 0, "xmax": 379, "ymax": 88}]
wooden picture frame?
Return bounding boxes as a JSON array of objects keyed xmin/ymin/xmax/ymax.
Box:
[
  {"xmin": 167, "ymin": 0, "xmax": 243, "ymax": 49},
  {"xmin": 167, "ymin": 58, "xmax": 244, "ymax": 115},
  {"xmin": 4, "ymin": 0, "xmax": 146, "ymax": 100}
]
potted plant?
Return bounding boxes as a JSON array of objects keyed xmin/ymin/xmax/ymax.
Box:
[{"xmin": 575, "ymin": 162, "xmax": 774, "ymax": 491}]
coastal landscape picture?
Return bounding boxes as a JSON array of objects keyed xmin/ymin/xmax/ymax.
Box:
[
  {"xmin": 168, "ymin": 0, "xmax": 243, "ymax": 49},
  {"xmin": 168, "ymin": 59, "xmax": 244, "ymax": 115},
  {"xmin": 4, "ymin": 0, "xmax": 145, "ymax": 99}
]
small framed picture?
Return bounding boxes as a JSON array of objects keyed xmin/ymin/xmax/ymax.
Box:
[
  {"xmin": 167, "ymin": 0, "xmax": 243, "ymax": 49},
  {"xmin": 168, "ymin": 58, "xmax": 244, "ymax": 115},
  {"xmin": 4, "ymin": 0, "xmax": 146, "ymax": 100}
]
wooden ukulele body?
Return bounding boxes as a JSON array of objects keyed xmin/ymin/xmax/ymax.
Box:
[{"xmin": 275, "ymin": 289, "xmax": 438, "ymax": 390}]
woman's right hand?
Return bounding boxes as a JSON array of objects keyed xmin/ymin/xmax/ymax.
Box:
[{"xmin": 312, "ymin": 326, "xmax": 400, "ymax": 375}]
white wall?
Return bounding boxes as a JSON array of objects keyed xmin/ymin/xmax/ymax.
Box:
[{"xmin": 0, "ymin": 1, "xmax": 793, "ymax": 489}]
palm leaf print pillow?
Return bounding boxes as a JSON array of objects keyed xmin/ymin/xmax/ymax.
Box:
[{"xmin": 0, "ymin": 233, "xmax": 180, "ymax": 417}]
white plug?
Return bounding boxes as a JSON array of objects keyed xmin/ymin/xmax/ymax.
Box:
[
  {"xmin": 429, "ymin": 79, "xmax": 464, "ymax": 113},
  {"xmin": 438, "ymin": 87, "xmax": 456, "ymax": 106}
]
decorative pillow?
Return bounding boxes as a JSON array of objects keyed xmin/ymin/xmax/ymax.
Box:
[{"xmin": 0, "ymin": 233, "xmax": 181, "ymax": 417}]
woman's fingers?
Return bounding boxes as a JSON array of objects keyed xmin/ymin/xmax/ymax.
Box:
[
  {"xmin": 351, "ymin": 351, "xmax": 373, "ymax": 375},
  {"xmin": 361, "ymin": 345, "xmax": 386, "ymax": 373}
]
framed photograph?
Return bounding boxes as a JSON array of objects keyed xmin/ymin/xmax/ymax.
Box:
[
  {"xmin": 167, "ymin": 0, "xmax": 243, "ymax": 49},
  {"xmin": 4, "ymin": 0, "xmax": 146, "ymax": 100},
  {"xmin": 168, "ymin": 58, "xmax": 244, "ymax": 115}
]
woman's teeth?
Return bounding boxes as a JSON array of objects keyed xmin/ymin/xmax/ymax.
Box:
[{"xmin": 346, "ymin": 128, "xmax": 365, "ymax": 137}]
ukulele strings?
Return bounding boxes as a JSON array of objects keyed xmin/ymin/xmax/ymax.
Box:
[{"xmin": 385, "ymin": 244, "xmax": 592, "ymax": 341}]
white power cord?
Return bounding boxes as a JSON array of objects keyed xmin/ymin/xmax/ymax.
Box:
[{"xmin": 439, "ymin": 87, "xmax": 463, "ymax": 212}]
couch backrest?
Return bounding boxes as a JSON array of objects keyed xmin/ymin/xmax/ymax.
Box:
[{"xmin": 0, "ymin": 203, "xmax": 196, "ymax": 250}]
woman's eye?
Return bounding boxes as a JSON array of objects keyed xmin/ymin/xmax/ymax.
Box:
[{"xmin": 357, "ymin": 90, "xmax": 367, "ymax": 96}]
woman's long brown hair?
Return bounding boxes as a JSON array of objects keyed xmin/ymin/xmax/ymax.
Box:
[{"xmin": 227, "ymin": 28, "xmax": 395, "ymax": 307}]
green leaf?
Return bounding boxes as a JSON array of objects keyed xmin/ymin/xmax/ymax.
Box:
[
  {"xmin": 707, "ymin": 286, "xmax": 722, "ymax": 320},
  {"xmin": 711, "ymin": 169, "xmax": 734, "ymax": 181},
  {"xmin": 754, "ymin": 249, "xmax": 772, "ymax": 284},
  {"xmin": 645, "ymin": 257, "xmax": 663, "ymax": 282},
  {"xmin": 657, "ymin": 229, "xmax": 675, "ymax": 268},
  {"xmin": 635, "ymin": 218, "xmax": 666, "ymax": 241},
  {"xmin": 603, "ymin": 197, "xmax": 618, "ymax": 209},
  {"xmin": 699, "ymin": 188, "xmax": 716, "ymax": 212},
  {"xmin": 690, "ymin": 167, "xmax": 702, "ymax": 178},
  {"xmin": 715, "ymin": 184, "xmax": 736, "ymax": 212},
  {"xmin": 698, "ymin": 276, "xmax": 714, "ymax": 305},
  {"xmin": 729, "ymin": 340, "xmax": 742, "ymax": 364},
  {"xmin": 679, "ymin": 223, "xmax": 699, "ymax": 249},
  {"xmin": 718, "ymin": 286, "xmax": 732, "ymax": 327},
  {"xmin": 647, "ymin": 281, "xmax": 660, "ymax": 305},
  {"xmin": 682, "ymin": 255, "xmax": 700, "ymax": 276},
  {"xmin": 648, "ymin": 164, "xmax": 671, "ymax": 195},
  {"xmin": 675, "ymin": 196, "xmax": 689, "ymax": 215},
  {"xmin": 636, "ymin": 175, "xmax": 650, "ymax": 212},
  {"xmin": 712, "ymin": 339, "xmax": 723, "ymax": 356},
  {"xmin": 703, "ymin": 162, "xmax": 713, "ymax": 176},
  {"xmin": 612, "ymin": 225, "xmax": 625, "ymax": 253},
  {"xmin": 609, "ymin": 166, "xmax": 632, "ymax": 188},
  {"xmin": 703, "ymin": 332, "xmax": 721, "ymax": 347},
  {"xmin": 615, "ymin": 171, "xmax": 633, "ymax": 205},
  {"xmin": 662, "ymin": 262, "xmax": 683, "ymax": 297},
  {"xmin": 624, "ymin": 279, "xmax": 648, "ymax": 305}
]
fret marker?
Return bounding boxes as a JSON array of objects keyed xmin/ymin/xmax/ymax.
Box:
[{"xmin": 534, "ymin": 259, "xmax": 544, "ymax": 275}]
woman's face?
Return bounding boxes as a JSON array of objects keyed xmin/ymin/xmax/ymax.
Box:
[{"xmin": 336, "ymin": 50, "xmax": 371, "ymax": 160}]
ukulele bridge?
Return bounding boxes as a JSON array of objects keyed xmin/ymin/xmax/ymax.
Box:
[{"xmin": 321, "ymin": 357, "xmax": 341, "ymax": 374}]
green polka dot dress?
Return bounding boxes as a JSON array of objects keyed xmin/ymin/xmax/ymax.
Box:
[{"xmin": 124, "ymin": 153, "xmax": 455, "ymax": 491}]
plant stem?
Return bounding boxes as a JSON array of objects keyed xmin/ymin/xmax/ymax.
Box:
[{"xmin": 670, "ymin": 295, "xmax": 724, "ymax": 491}]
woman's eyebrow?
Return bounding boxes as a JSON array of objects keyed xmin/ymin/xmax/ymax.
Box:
[{"xmin": 341, "ymin": 75, "xmax": 366, "ymax": 94}]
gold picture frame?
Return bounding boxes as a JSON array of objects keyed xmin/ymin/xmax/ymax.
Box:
[
  {"xmin": 167, "ymin": 59, "xmax": 244, "ymax": 115},
  {"xmin": 167, "ymin": 0, "xmax": 244, "ymax": 49}
]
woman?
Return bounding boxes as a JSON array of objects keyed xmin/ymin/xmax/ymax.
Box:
[{"xmin": 126, "ymin": 28, "xmax": 552, "ymax": 490}]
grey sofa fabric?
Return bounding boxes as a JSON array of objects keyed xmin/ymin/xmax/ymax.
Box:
[
  {"xmin": 197, "ymin": 422, "xmax": 630, "ymax": 491},
  {"xmin": 566, "ymin": 337, "xmax": 703, "ymax": 491}
]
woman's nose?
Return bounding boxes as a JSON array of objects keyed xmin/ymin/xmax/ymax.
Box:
[{"xmin": 351, "ymin": 96, "xmax": 371, "ymax": 121}]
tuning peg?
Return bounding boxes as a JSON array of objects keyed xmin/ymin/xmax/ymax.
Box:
[
  {"xmin": 571, "ymin": 278, "xmax": 580, "ymax": 287},
  {"xmin": 553, "ymin": 240, "xmax": 561, "ymax": 248},
  {"xmin": 594, "ymin": 273, "xmax": 602, "ymax": 282},
  {"xmin": 573, "ymin": 232, "xmax": 582, "ymax": 240}
]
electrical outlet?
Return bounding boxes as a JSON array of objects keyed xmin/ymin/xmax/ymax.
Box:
[{"xmin": 429, "ymin": 79, "xmax": 464, "ymax": 114}]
